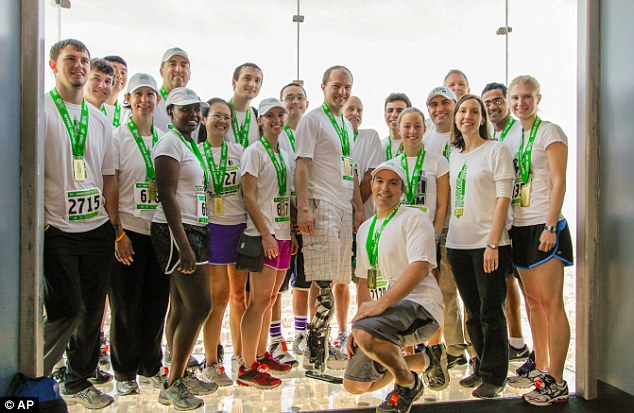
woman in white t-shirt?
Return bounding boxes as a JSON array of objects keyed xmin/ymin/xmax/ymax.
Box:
[
  {"xmin": 446, "ymin": 95, "xmax": 514, "ymax": 398},
  {"xmin": 505, "ymin": 76, "xmax": 573, "ymax": 406},
  {"xmin": 197, "ymin": 98, "xmax": 246, "ymax": 386},
  {"xmin": 110, "ymin": 73, "xmax": 170, "ymax": 395},
  {"xmin": 150, "ymin": 88, "xmax": 217, "ymax": 409},
  {"xmin": 237, "ymin": 98, "xmax": 296, "ymax": 389}
]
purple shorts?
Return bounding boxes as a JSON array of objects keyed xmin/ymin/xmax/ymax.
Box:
[
  {"xmin": 264, "ymin": 239, "xmax": 292, "ymax": 270},
  {"xmin": 208, "ymin": 222, "xmax": 246, "ymax": 265}
]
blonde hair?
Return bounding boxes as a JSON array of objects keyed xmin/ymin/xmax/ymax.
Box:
[{"xmin": 509, "ymin": 75, "xmax": 540, "ymax": 95}]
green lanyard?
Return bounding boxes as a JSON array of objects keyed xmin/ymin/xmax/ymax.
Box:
[
  {"xmin": 401, "ymin": 148, "xmax": 426, "ymax": 204},
  {"xmin": 159, "ymin": 86, "xmax": 169, "ymax": 101},
  {"xmin": 101, "ymin": 101, "xmax": 122, "ymax": 127},
  {"xmin": 203, "ymin": 140, "xmax": 228, "ymax": 195},
  {"xmin": 385, "ymin": 138, "xmax": 403, "ymax": 160},
  {"xmin": 366, "ymin": 205, "xmax": 400, "ymax": 268},
  {"xmin": 443, "ymin": 142, "xmax": 451, "ymax": 160},
  {"xmin": 260, "ymin": 137, "xmax": 287, "ymax": 197},
  {"xmin": 169, "ymin": 126, "xmax": 209, "ymax": 188},
  {"xmin": 283, "ymin": 125, "xmax": 296, "ymax": 152},
  {"xmin": 128, "ymin": 119, "xmax": 159, "ymax": 181},
  {"xmin": 494, "ymin": 117, "xmax": 516, "ymax": 142},
  {"xmin": 354, "ymin": 130, "xmax": 359, "ymax": 142},
  {"xmin": 322, "ymin": 102, "xmax": 350, "ymax": 156},
  {"xmin": 454, "ymin": 162, "xmax": 468, "ymax": 218},
  {"xmin": 518, "ymin": 116, "xmax": 541, "ymax": 183},
  {"xmin": 50, "ymin": 87, "xmax": 89, "ymax": 158},
  {"xmin": 228, "ymin": 99, "xmax": 251, "ymax": 148}
]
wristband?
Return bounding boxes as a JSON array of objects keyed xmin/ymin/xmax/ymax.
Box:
[
  {"xmin": 544, "ymin": 225, "xmax": 557, "ymax": 233},
  {"xmin": 115, "ymin": 231, "xmax": 126, "ymax": 242},
  {"xmin": 486, "ymin": 243, "xmax": 498, "ymax": 250}
]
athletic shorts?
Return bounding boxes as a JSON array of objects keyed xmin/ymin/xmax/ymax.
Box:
[
  {"xmin": 150, "ymin": 222, "xmax": 209, "ymax": 275},
  {"xmin": 289, "ymin": 234, "xmax": 311, "ymax": 290},
  {"xmin": 509, "ymin": 218, "xmax": 574, "ymax": 269},
  {"xmin": 302, "ymin": 199, "xmax": 353, "ymax": 284},
  {"xmin": 263, "ymin": 239, "xmax": 292, "ymax": 271},
  {"xmin": 208, "ymin": 222, "xmax": 246, "ymax": 265},
  {"xmin": 345, "ymin": 300, "xmax": 439, "ymax": 383}
]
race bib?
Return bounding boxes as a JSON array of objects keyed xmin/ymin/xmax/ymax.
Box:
[
  {"xmin": 222, "ymin": 165, "xmax": 240, "ymax": 193},
  {"xmin": 369, "ymin": 269, "xmax": 389, "ymax": 301},
  {"xmin": 134, "ymin": 182, "xmax": 160, "ymax": 216},
  {"xmin": 512, "ymin": 176, "xmax": 531, "ymax": 207},
  {"xmin": 65, "ymin": 188, "xmax": 101, "ymax": 222},
  {"xmin": 196, "ymin": 186, "xmax": 208, "ymax": 223},
  {"xmin": 341, "ymin": 156, "xmax": 355, "ymax": 189},
  {"xmin": 272, "ymin": 196, "xmax": 290, "ymax": 223}
]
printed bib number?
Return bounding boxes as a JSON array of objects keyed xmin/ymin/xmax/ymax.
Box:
[
  {"xmin": 65, "ymin": 188, "xmax": 101, "ymax": 222},
  {"xmin": 222, "ymin": 165, "xmax": 239, "ymax": 193},
  {"xmin": 341, "ymin": 156, "xmax": 355, "ymax": 189},
  {"xmin": 134, "ymin": 182, "xmax": 160, "ymax": 215},
  {"xmin": 196, "ymin": 186, "xmax": 208, "ymax": 223},
  {"xmin": 368, "ymin": 269, "xmax": 389, "ymax": 301},
  {"xmin": 272, "ymin": 196, "xmax": 290, "ymax": 223},
  {"xmin": 512, "ymin": 175, "xmax": 531, "ymax": 207}
]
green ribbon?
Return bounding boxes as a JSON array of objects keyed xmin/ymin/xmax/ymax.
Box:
[
  {"xmin": 50, "ymin": 87, "xmax": 89, "ymax": 158},
  {"xmin": 518, "ymin": 116, "xmax": 541, "ymax": 183},
  {"xmin": 366, "ymin": 205, "xmax": 400, "ymax": 268},
  {"xmin": 260, "ymin": 136, "xmax": 287, "ymax": 197},
  {"xmin": 228, "ymin": 99, "xmax": 251, "ymax": 148},
  {"xmin": 203, "ymin": 140, "xmax": 228, "ymax": 195},
  {"xmin": 385, "ymin": 137, "xmax": 403, "ymax": 160},
  {"xmin": 101, "ymin": 101, "xmax": 122, "ymax": 127},
  {"xmin": 322, "ymin": 102, "xmax": 350, "ymax": 156},
  {"xmin": 400, "ymin": 148, "xmax": 426, "ymax": 204},
  {"xmin": 283, "ymin": 125, "xmax": 296, "ymax": 152},
  {"xmin": 494, "ymin": 116, "xmax": 516, "ymax": 142},
  {"xmin": 128, "ymin": 119, "xmax": 159, "ymax": 180},
  {"xmin": 169, "ymin": 125, "xmax": 209, "ymax": 189}
]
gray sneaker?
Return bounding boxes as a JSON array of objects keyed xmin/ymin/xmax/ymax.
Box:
[
  {"xmin": 63, "ymin": 384, "xmax": 114, "ymax": 409},
  {"xmin": 293, "ymin": 332, "xmax": 307, "ymax": 356},
  {"xmin": 422, "ymin": 344, "xmax": 449, "ymax": 391},
  {"xmin": 159, "ymin": 379, "xmax": 203, "ymax": 411},
  {"xmin": 116, "ymin": 379, "xmax": 140, "ymax": 396},
  {"xmin": 139, "ymin": 368, "xmax": 168, "ymax": 389},
  {"xmin": 201, "ymin": 363, "xmax": 233, "ymax": 387},
  {"xmin": 182, "ymin": 370, "xmax": 218, "ymax": 395}
]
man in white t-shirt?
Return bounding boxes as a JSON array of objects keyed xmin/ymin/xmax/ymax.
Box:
[
  {"xmin": 343, "ymin": 160, "xmax": 444, "ymax": 413},
  {"xmin": 102, "ymin": 55, "xmax": 128, "ymax": 128},
  {"xmin": 482, "ymin": 82, "xmax": 530, "ymax": 362},
  {"xmin": 154, "ymin": 47, "xmax": 191, "ymax": 131},
  {"xmin": 83, "ymin": 58, "xmax": 114, "ymax": 111},
  {"xmin": 226, "ymin": 62, "xmax": 263, "ymax": 148},
  {"xmin": 381, "ymin": 93, "xmax": 411, "ymax": 161},
  {"xmin": 44, "ymin": 39, "xmax": 119, "ymax": 409},
  {"xmin": 444, "ymin": 69, "xmax": 471, "ymax": 101},
  {"xmin": 295, "ymin": 65, "xmax": 365, "ymax": 373}
]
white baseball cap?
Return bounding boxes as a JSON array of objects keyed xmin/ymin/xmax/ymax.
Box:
[
  {"xmin": 126, "ymin": 73, "xmax": 159, "ymax": 94},
  {"xmin": 371, "ymin": 159, "xmax": 407, "ymax": 187},
  {"xmin": 426, "ymin": 86, "xmax": 457, "ymax": 105},
  {"xmin": 165, "ymin": 87, "xmax": 209, "ymax": 108},
  {"xmin": 258, "ymin": 97, "xmax": 288, "ymax": 117},
  {"xmin": 161, "ymin": 47, "xmax": 189, "ymax": 63}
]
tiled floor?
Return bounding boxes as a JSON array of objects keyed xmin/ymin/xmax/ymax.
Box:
[{"xmin": 67, "ymin": 276, "xmax": 576, "ymax": 412}]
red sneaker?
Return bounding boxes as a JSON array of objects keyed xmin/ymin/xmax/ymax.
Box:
[
  {"xmin": 259, "ymin": 352, "xmax": 292, "ymax": 376},
  {"xmin": 237, "ymin": 362, "xmax": 282, "ymax": 389}
]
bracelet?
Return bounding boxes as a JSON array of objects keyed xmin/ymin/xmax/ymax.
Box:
[
  {"xmin": 544, "ymin": 225, "xmax": 557, "ymax": 233},
  {"xmin": 486, "ymin": 243, "xmax": 498, "ymax": 250},
  {"xmin": 434, "ymin": 235, "xmax": 441, "ymax": 242},
  {"xmin": 115, "ymin": 231, "xmax": 126, "ymax": 242}
]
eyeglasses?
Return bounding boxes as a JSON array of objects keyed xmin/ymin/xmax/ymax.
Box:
[
  {"xmin": 484, "ymin": 98, "xmax": 506, "ymax": 108},
  {"xmin": 284, "ymin": 95, "xmax": 306, "ymax": 102}
]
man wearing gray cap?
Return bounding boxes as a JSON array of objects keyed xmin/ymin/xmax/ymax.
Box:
[
  {"xmin": 153, "ymin": 47, "xmax": 191, "ymax": 131},
  {"xmin": 342, "ymin": 159, "xmax": 443, "ymax": 413}
]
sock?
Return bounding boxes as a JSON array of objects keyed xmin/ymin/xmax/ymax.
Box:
[
  {"xmin": 509, "ymin": 336, "xmax": 525, "ymax": 349},
  {"xmin": 270, "ymin": 320, "xmax": 283, "ymax": 341},
  {"xmin": 294, "ymin": 316, "xmax": 307, "ymax": 333}
]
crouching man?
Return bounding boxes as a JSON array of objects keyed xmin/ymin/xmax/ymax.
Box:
[{"xmin": 343, "ymin": 159, "xmax": 447, "ymax": 413}]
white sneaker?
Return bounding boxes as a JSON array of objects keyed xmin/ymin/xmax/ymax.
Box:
[
  {"xmin": 269, "ymin": 339, "xmax": 298, "ymax": 367},
  {"xmin": 231, "ymin": 355, "xmax": 243, "ymax": 375},
  {"xmin": 182, "ymin": 370, "xmax": 218, "ymax": 395},
  {"xmin": 159, "ymin": 379, "xmax": 203, "ymax": 411},
  {"xmin": 63, "ymin": 384, "xmax": 114, "ymax": 408},
  {"xmin": 332, "ymin": 332, "xmax": 349, "ymax": 360},
  {"xmin": 116, "ymin": 380, "xmax": 140, "ymax": 396},
  {"xmin": 293, "ymin": 332, "xmax": 307, "ymax": 356},
  {"xmin": 202, "ymin": 363, "xmax": 233, "ymax": 387},
  {"xmin": 139, "ymin": 367, "xmax": 169, "ymax": 389},
  {"xmin": 508, "ymin": 366, "xmax": 545, "ymax": 389}
]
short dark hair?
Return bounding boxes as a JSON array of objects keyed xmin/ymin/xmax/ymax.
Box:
[
  {"xmin": 481, "ymin": 82, "xmax": 507, "ymax": 97},
  {"xmin": 103, "ymin": 55, "xmax": 127, "ymax": 67},
  {"xmin": 451, "ymin": 94, "xmax": 491, "ymax": 152},
  {"xmin": 280, "ymin": 82, "xmax": 307, "ymax": 100},
  {"xmin": 232, "ymin": 62, "xmax": 263, "ymax": 82},
  {"xmin": 384, "ymin": 93, "xmax": 412, "ymax": 110},
  {"xmin": 198, "ymin": 97, "xmax": 234, "ymax": 143},
  {"xmin": 321, "ymin": 65, "xmax": 354, "ymax": 85},
  {"xmin": 49, "ymin": 39, "xmax": 90, "ymax": 61},
  {"xmin": 90, "ymin": 58, "xmax": 114, "ymax": 76}
]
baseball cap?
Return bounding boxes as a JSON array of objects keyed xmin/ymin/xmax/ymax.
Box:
[
  {"xmin": 161, "ymin": 47, "xmax": 189, "ymax": 63},
  {"xmin": 426, "ymin": 86, "xmax": 457, "ymax": 105},
  {"xmin": 258, "ymin": 97, "xmax": 288, "ymax": 117},
  {"xmin": 371, "ymin": 159, "xmax": 407, "ymax": 186},
  {"xmin": 165, "ymin": 87, "xmax": 209, "ymax": 108},
  {"xmin": 126, "ymin": 73, "xmax": 159, "ymax": 94}
]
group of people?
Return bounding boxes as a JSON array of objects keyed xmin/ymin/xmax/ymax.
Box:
[{"xmin": 43, "ymin": 38, "xmax": 573, "ymax": 413}]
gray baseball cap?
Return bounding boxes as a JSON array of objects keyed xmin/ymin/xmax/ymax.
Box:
[
  {"xmin": 426, "ymin": 86, "xmax": 457, "ymax": 105},
  {"xmin": 165, "ymin": 87, "xmax": 209, "ymax": 108},
  {"xmin": 161, "ymin": 47, "xmax": 189, "ymax": 63},
  {"xmin": 126, "ymin": 73, "xmax": 159, "ymax": 94}
]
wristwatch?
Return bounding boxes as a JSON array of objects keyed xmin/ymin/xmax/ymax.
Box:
[
  {"xmin": 486, "ymin": 243, "xmax": 498, "ymax": 250},
  {"xmin": 544, "ymin": 225, "xmax": 557, "ymax": 233}
]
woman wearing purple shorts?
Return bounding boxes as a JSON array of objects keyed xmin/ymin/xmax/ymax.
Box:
[
  {"xmin": 197, "ymin": 98, "xmax": 247, "ymax": 386},
  {"xmin": 237, "ymin": 98, "xmax": 298, "ymax": 389}
]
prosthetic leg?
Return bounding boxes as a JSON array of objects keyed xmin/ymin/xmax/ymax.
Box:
[{"xmin": 304, "ymin": 282, "xmax": 342, "ymax": 384}]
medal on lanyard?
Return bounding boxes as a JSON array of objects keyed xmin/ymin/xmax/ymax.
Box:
[
  {"xmin": 517, "ymin": 117, "xmax": 541, "ymax": 207},
  {"xmin": 203, "ymin": 140, "xmax": 229, "ymax": 216},
  {"xmin": 365, "ymin": 206, "xmax": 399, "ymax": 289},
  {"xmin": 129, "ymin": 119, "xmax": 159, "ymax": 201},
  {"xmin": 401, "ymin": 149, "xmax": 426, "ymax": 205}
]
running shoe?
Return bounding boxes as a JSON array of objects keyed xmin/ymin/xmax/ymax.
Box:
[
  {"xmin": 447, "ymin": 352, "xmax": 469, "ymax": 369},
  {"xmin": 116, "ymin": 380, "xmax": 140, "ymax": 396},
  {"xmin": 159, "ymin": 378, "xmax": 203, "ymax": 411},
  {"xmin": 508, "ymin": 364, "xmax": 545, "ymax": 389},
  {"xmin": 523, "ymin": 375, "xmax": 569, "ymax": 406},
  {"xmin": 516, "ymin": 350, "xmax": 535, "ymax": 375},
  {"xmin": 509, "ymin": 344, "xmax": 531, "ymax": 362},
  {"xmin": 459, "ymin": 373, "xmax": 482, "ymax": 388},
  {"xmin": 422, "ymin": 343, "xmax": 449, "ymax": 391},
  {"xmin": 377, "ymin": 372, "xmax": 424, "ymax": 413},
  {"xmin": 237, "ymin": 361, "xmax": 282, "ymax": 389},
  {"xmin": 201, "ymin": 363, "xmax": 233, "ymax": 387},
  {"xmin": 50, "ymin": 366, "xmax": 66, "ymax": 383},
  {"xmin": 269, "ymin": 339, "xmax": 298, "ymax": 367},
  {"xmin": 259, "ymin": 352, "xmax": 292, "ymax": 376},
  {"xmin": 87, "ymin": 367, "xmax": 112, "ymax": 386},
  {"xmin": 139, "ymin": 366, "xmax": 168, "ymax": 389},
  {"xmin": 63, "ymin": 384, "xmax": 114, "ymax": 409},
  {"xmin": 472, "ymin": 382, "xmax": 504, "ymax": 399},
  {"xmin": 293, "ymin": 332, "xmax": 307, "ymax": 356},
  {"xmin": 182, "ymin": 370, "xmax": 218, "ymax": 395}
]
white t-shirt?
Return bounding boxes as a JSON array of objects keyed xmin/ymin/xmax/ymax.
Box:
[
  {"xmin": 355, "ymin": 206, "xmax": 444, "ymax": 326},
  {"xmin": 241, "ymin": 139, "xmax": 294, "ymax": 240},
  {"xmin": 446, "ymin": 141, "xmax": 514, "ymax": 249},
  {"xmin": 381, "ymin": 136, "xmax": 403, "ymax": 161},
  {"xmin": 495, "ymin": 118, "xmax": 522, "ymax": 228},
  {"xmin": 45, "ymin": 94, "xmax": 114, "ymax": 233},
  {"xmin": 153, "ymin": 98, "xmax": 171, "ymax": 133},
  {"xmin": 151, "ymin": 130, "xmax": 207, "ymax": 226},
  {"xmin": 113, "ymin": 122, "xmax": 165, "ymax": 235},
  {"xmin": 225, "ymin": 107, "xmax": 260, "ymax": 148},
  {"xmin": 423, "ymin": 129, "xmax": 453, "ymax": 160},
  {"xmin": 295, "ymin": 106, "xmax": 356, "ymax": 213},
  {"xmin": 279, "ymin": 127, "xmax": 297, "ymax": 173},
  {"xmin": 355, "ymin": 129, "xmax": 383, "ymax": 217},
  {"xmin": 505, "ymin": 120, "xmax": 568, "ymax": 226},
  {"xmin": 402, "ymin": 151, "xmax": 449, "ymax": 224},
  {"xmin": 199, "ymin": 141, "xmax": 247, "ymax": 225}
]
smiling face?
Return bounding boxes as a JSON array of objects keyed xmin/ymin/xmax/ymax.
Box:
[
  {"xmin": 322, "ymin": 68, "xmax": 353, "ymax": 114},
  {"xmin": 281, "ymin": 84, "xmax": 308, "ymax": 122},
  {"xmin": 398, "ymin": 110, "xmax": 426, "ymax": 151},
  {"xmin": 50, "ymin": 45, "xmax": 91, "ymax": 89},
  {"xmin": 259, "ymin": 107, "xmax": 286, "ymax": 138},
  {"xmin": 170, "ymin": 103, "xmax": 201, "ymax": 134},
  {"xmin": 444, "ymin": 73, "xmax": 470, "ymax": 100},
  {"xmin": 232, "ymin": 66, "xmax": 263, "ymax": 101},
  {"xmin": 372, "ymin": 169, "xmax": 404, "ymax": 212},
  {"xmin": 84, "ymin": 69, "xmax": 114, "ymax": 108},
  {"xmin": 509, "ymin": 82, "xmax": 541, "ymax": 121},
  {"xmin": 343, "ymin": 96, "xmax": 363, "ymax": 132},
  {"xmin": 126, "ymin": 86, "xmax": 158, "ymax": 119},
  {"xmin": 384, "ymin": 100, "xmax": 408, "ymax": 136},
  {"xmin": 110, "ymin": 61, "xmax": 128, "ymax": 94},
  {"xmin": 455, "ymin": 97, "xmax": 485, "ymax": 137},
  {"xmin": 160, "ymin": 55, "xmax": 191, "ymax": 90},
  {"xmin": 482, "ymin": 88, "xmax": 509, "ymax": 126},
  {"xmin": 427, "ymin": 95, "xmax": 456, "ymax": 131},
  {"xmin": 203, "ymin": 102, "xmax": 232, "ymax": 139}
]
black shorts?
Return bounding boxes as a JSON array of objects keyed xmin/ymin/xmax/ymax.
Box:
[
  {"xmin": 150, "ymin": 222, "xmax": 209, "ymax": 274},
  {"xmin": 289, "ymin": 234, "xmax": 311, "ymax": 290},
  {"xmin": 509, "ymin": 219, "xmax": 574, "ymax": 270}
]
